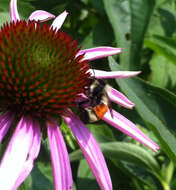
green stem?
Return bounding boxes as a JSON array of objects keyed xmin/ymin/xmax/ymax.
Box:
[
  {"xmin": 165, "ymin": 161, "xmax": 174, "ymax": 184},
  {"xmin": 153, "ymin": 172, "xmax": 171, "ymax": 190},
  {"xmin": 152, "ymin": 160, "xmax": 174, "ymax": 190},
  {"xmin": 161, "ymin": 181, "xmax": 170, "ymax": 190}
]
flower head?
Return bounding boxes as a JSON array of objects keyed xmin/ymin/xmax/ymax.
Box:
[
  {"xmin": 0, "ymin": 20, "xmax": 90, "ymax": 118},
  {"xmin": 0, "ymin": 0, "xmax": 160, "ymax": 190}
]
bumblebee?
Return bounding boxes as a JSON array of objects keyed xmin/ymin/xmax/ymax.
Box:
[{"xmin": 79, "ymin": 78, "xmax": 112, "ymax": 123}]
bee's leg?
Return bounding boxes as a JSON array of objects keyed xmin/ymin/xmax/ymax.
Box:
[
  {"xmin": 106, "ymin": 92, "xmax": 113, "ymax": 118},
  {"xmin": 109, "ymin": 105, "xmax": 114, "ymax": 119}
]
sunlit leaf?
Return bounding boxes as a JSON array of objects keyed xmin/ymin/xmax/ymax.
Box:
[
  {"xmin": 129, "ymin": 0, "xmax": 155, "ymax": 69},
  {"xmin": 145, "ymin": 35, "xmax": 176, "ymax": 66},
  {"xmin": 70, "ymin": 142, "xmax": 159, "ymax": 173},
  {"xmin": 109, "ymin": 56, "xmax": 176, "ymax": 164},
  {"xmin": 103, "ymin": 0, "xmax": 130, "ymax": 69},
  {"xmin": 77, "ymin": 159, "xmax": 99, "ymax": 190},
  {"xmin": 149, "ymin": 53, "xmax": 176, "ymax": 92}
]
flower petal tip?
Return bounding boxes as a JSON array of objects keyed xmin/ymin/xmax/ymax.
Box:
[
  {"xmin": 64, "ymin": 10, "xmax": 69, "ymax": 15},
  {"xmin": 151, "ymin": 143, "xmax": 160, "ymax": 152},
  {"xmin": 103, "ymin": 110, "xmax": 160, "ymax": 152},
  {"xmin": 89, "ymin": 69, "xmax": 141, "ymax": 80},
  {"xmin": 135, "ymin": 71, "xmax": 142, "ymax": 75},
  {"xmin": 108, "ymin": 87, "xmax": 136, "ymax": 109},
  {"xmin": 51, "ymin": 10, "xmax": 68, "ymax": 32},
  {"xmin": 77, "ymin": 46, "xmax": 122, "ymax": 61},
  {"xmin": 127, "ymin": 104, "xmax": 135, "ymax": 109},
  {"xmin": 29, "ymin": 10, "xmax": 56, "ymax": 22}
]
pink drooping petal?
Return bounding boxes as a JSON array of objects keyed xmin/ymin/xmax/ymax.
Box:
[
  {"xmin": 75, "ymin": 93, "xmax": 88, "ymax": 102},
  {"xmin": 108, "ymin": 87, "xmax": 135, "ymax": 109},
  {"xmin": 103, "ymin": 110, "xmax": 160, "ymax": 152},
  {"xmin": 10, "ymin": 0, "xmax": 20, "ymax": 22},
  {"xmin": 47, "ymin": 120, "xmax": 72, "ymax": 190},
  {"xmin": 0, "ymin": 111, "xmax": 14, "ymax": 142},
  {"xmin": 89, "ymin": 69, "xmax": 141, "ymax": 79},
  {"xmin": 77, "ymin": 47, "xmax": 122, "ymax": 61},
  {"xmin": 0, "ymin": 116, "xmax": 35, "ymax": 189},
  {"xmin": 29, "ymin": 10, "xmax": 55, "ymax": 22},
  {"xmin": 12, "ymin": 119, "xmax": 41, "ymax": 190},
  {"xmin": 51, "ymin": 11, "xmax": 68, "ymax": 32},
  {"xmin": 63, "ymin": 109, "xmax": 112, "ymax": 190}
]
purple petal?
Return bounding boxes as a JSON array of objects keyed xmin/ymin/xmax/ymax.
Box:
[
  {"xmin": 0, "ymin": 116, "xmax": 35, "ymax": 189},
  {"xmin": 89, "ymin": 69, "xmax": 141, "ymax": 79},
  {"xmin": 51, "ymin": 11, "xmax": 68, "ymax": 32},
  {"xmin": 12, "ymin": 119, "xmax": 41, "ymax": 190},
  {"xmin": 47, "ymin": 119, "xmax": 72, "ymax": 190},
  {"xmin": 10, "ymin": 0, "xmax": 20, "ymax": 22},
  {"xmin": 29, "ymin": 10, "xmax": 55, "ymax": 22},
  {"xmin": 103, "ymin": 110, "xmax": 160, "ymax": 152},
  {"xmin": 0, "ymin": 111, "xmax": 14, "ymax": 142},
  {"xmin": 75, "ymin": 93, "xmax": 88, "ymax": 102},
  {"xmin": 63, "ymin": 109, "xmax": 112, "ymax": 190},
  {"xmin": 108, "ymin": 86, "xmax": 135, "ymax": 109},
  {"xmin": 77, "ymin": 47, "xmax": 122, "ymax": 61}
]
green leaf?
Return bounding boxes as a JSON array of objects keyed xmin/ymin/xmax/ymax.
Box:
[
  {"xmin": 145, "ymin": 35, "xmax": 176, "ymax": 66},
  {"xmin": 70, "ymin": 142, "xmax": 159, "ymax": 173},
  {"xmin": 102, "ymin": 142, "xmax": 159, "ymax": 173},
  {"xmin": 81, "ymin": 32, "xmax": 94, "ymax": 49},
  {"xmin": 129, "ymin": 0, "xmax": 155, "ymax": 69},
  {"xmin": 148, "ymin": 1, "xmax": 176, "ymax": 37},
  {"xmin": 23, "ymin": 162, "xmax": 53, "ymax": 190},
  {"xmin": 86, "ymin": 123, "xmax": 116, "ymax": 143},
  {"xmin": 77, "ymin": 159, "xmax": 99, "ymax": 190},
  {"xmin": 103, "ymin": 0, "xmax": 130, "ymax": 69},
  {"xmin": 81, "ymin": 19, "xmax": 114, "ymax": 49},
  {"xmin": 156, "ymin": 8, "xmax": 176, "ymax": 37},
  {"xmin": 149, "ymin": 53, "xmax": 176, "ymax": 92},
  {"xmin": 0, "ymin": 12, "xmax": 10, "ymax": 27},
  {"xmin": 90, "ymin": 0, "xmax": 105, "ymax": 15},
  {"xmin": 104, "ymin": 0, "xmax": 155, "ymax": 69},
  {"xmin": 0, "ymin": 0, "xmax": 10, "ymax": 12},
  {"xmin": 108, "ymin": 56, "xmax": 176, "ymax": 164},
  {"xmin": 106, "ymin": 160, "xmax": 132, "ymax": 189}
]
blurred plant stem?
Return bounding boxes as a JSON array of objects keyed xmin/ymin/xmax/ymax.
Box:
[
  {"xmin": 165, "ymin": 161, "xmax": 174, "ymax": 185},
  {"xmin": 161, "ymin": 181, "xmax": 170, "ymax": 190},
  {"xmin": 154, "ymin": 161, "xmax": 174, "ymax": 190},
  {"xmin": 154, "ymin": 173, "xmax": 170, "ymax": 190}
]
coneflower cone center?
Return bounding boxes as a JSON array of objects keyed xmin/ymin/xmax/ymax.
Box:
[{"xmin": 0, "ymin": 20, "xmax": 90, "ymax": 117}]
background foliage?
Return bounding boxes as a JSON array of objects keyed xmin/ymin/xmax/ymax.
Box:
[{"xmin": 1, "ymin": 0, "xmax": 176, "ymax": 189}]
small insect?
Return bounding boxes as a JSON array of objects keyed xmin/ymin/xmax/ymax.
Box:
[{"xmin": 78, "ymin": 77, "xmax": 112, "ymax": 123}]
